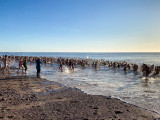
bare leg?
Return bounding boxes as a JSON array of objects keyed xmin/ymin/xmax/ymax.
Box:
[{"xmin": 17, "ymin": 67, "xmax": 20, "ymax": 73}]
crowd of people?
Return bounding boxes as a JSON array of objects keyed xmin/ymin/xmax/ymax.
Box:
[
  {"xmin": 0, "ymin": 55, "xmax": 43, "ymax": 77},
  {"xmin": 0, "ymin": 55, "xmax": 160, "ymax": 78},
  {"xmin": 100, "ymin": 60, "xmax": 160, "ymax": 77}
]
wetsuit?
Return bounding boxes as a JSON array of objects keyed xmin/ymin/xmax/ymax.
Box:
[
  {"xmin": 23, "ymin": 60, "xmax": 27, "ymax": 72},
  {"xmin": 36, "ymin": 59, "xmax": 43, "ymax": 78}
]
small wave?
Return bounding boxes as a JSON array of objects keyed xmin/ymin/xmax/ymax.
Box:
[{"xmin": 63, "ymin": 66, "xmax": 70, "ymax": 73}]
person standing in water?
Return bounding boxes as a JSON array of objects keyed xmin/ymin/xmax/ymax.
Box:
[
  {"xmin": 17, "ymin": 57, "xmax": 24, "ymax": 73},
  {"xmin": 94, "ymin": 61, "xmax": 98, "ymax": 69},
  {"xmin": 2, "ymin": 55, "xmax": 10, "ymax": 73},
  {"xmin": 59, "ymin": 60, "xmax": 63, "ymax": 72},
  {"xmin": 36, "ymin": 57, "xmax": 43, "ymax": 78},
  {"xmin": 23, "ymin": 57, "xmax": 28, "ymax": 74}
]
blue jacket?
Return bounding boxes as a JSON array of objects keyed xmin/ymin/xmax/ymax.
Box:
[{"xmin": 36, "ymin": 59, "xmax": 43, "ymax": 69}]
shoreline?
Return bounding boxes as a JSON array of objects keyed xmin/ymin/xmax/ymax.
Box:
[
  {"xmin": 49, "ymin": 78, "xmax": 160, "ymax": 116},
  {"xmin": 81, "ymin": 89, "xmax": 160, "ymax": 116},
  {"xmin": 0, "ymin": 75, "xmax": 160, "ymax": 120}
]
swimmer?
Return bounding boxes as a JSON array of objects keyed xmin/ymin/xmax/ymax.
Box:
[
  {"xmin": 17, "ymin": 57, "xmax": 24, "ymax": 73},
  {"xmin": 59, "ymin": 60, "xmax": 63, "ymax": 72},
  {"xmin": 92, "ymin": 62, "xmax": 95, "ymax": 67},
  {"xmin": 2, "ymin": 55, "xmax": 10, "ymax": 73},
  {"xmin": 36, "ymin": 57, "xmax": 43, "ymax": 78},
  {"xmin": 94, "ymin": 61, "xmax": 98, "ymax": 69},
  {"xmin": 124, "ymin": 64, "xmax": 127, "ymax": 71},
  {"xmin": 23, "ymin": 57, "xmax": 28, "ymax": 74}
]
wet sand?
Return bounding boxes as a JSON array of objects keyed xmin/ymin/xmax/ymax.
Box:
[{"xmin": 0, "ymin": 76, "xmax": 160, "ymax": 120}]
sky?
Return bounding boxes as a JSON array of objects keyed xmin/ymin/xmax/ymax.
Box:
[{"xmin": 0, "ymin": 0, "xmax": 160, "ymax": 52}]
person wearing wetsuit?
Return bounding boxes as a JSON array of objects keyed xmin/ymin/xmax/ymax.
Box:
[
  {"xmin": 36, "ymin": 58, "xmax": 43, "ymax": 78},
  {"xmin": 23, "ymin": 57, "xmax": 27, "ymax": 73}
]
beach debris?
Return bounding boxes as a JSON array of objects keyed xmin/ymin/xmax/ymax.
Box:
[
  {"xmin": 7, "ymin": 116, "xmax": 13, "ymax": 119},
  {"xmin": 115, "ymin": 110, "xmax": 123, "ymax": 114}
]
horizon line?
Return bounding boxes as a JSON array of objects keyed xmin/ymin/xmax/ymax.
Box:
[{"xmin": 0, "ymin": 51, "xmax": 160, "ymax": 53}]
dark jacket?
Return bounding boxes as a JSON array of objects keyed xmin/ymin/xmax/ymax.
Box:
[{"xmin": 36, "ymin": 59, "xmax": 43, "ymax": 69}]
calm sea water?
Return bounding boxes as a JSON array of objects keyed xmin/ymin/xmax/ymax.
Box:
[
  {"xmin": 1, "ymin": 52, "xmax": 160, "ymax": 113},
  {"xmin": 1, "ymin": 52, "xmax": 160, "ymax": 65}
]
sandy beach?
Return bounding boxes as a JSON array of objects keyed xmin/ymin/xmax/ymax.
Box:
[{"xmin": 0, "ymin": 75, "xmax": 159, "ymax": 120}]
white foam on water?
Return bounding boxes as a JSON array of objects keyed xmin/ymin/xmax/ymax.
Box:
[
  {"xmin": 86, "ymin": 56, "xmax": 89, "ymax": 59},
  {"xmin": 63, "ymin": 66, "xmax": 70, "ymax": 74}
]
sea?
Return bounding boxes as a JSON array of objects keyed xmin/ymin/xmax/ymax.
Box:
[{"xmin": 0, "ymin": 52, "xmax": 160, "ymax": 113}]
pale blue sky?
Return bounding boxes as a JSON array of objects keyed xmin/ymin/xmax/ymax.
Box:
[{"xmin": 0, "ymin": 0, "xmax": 160, "ymax": 52}]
